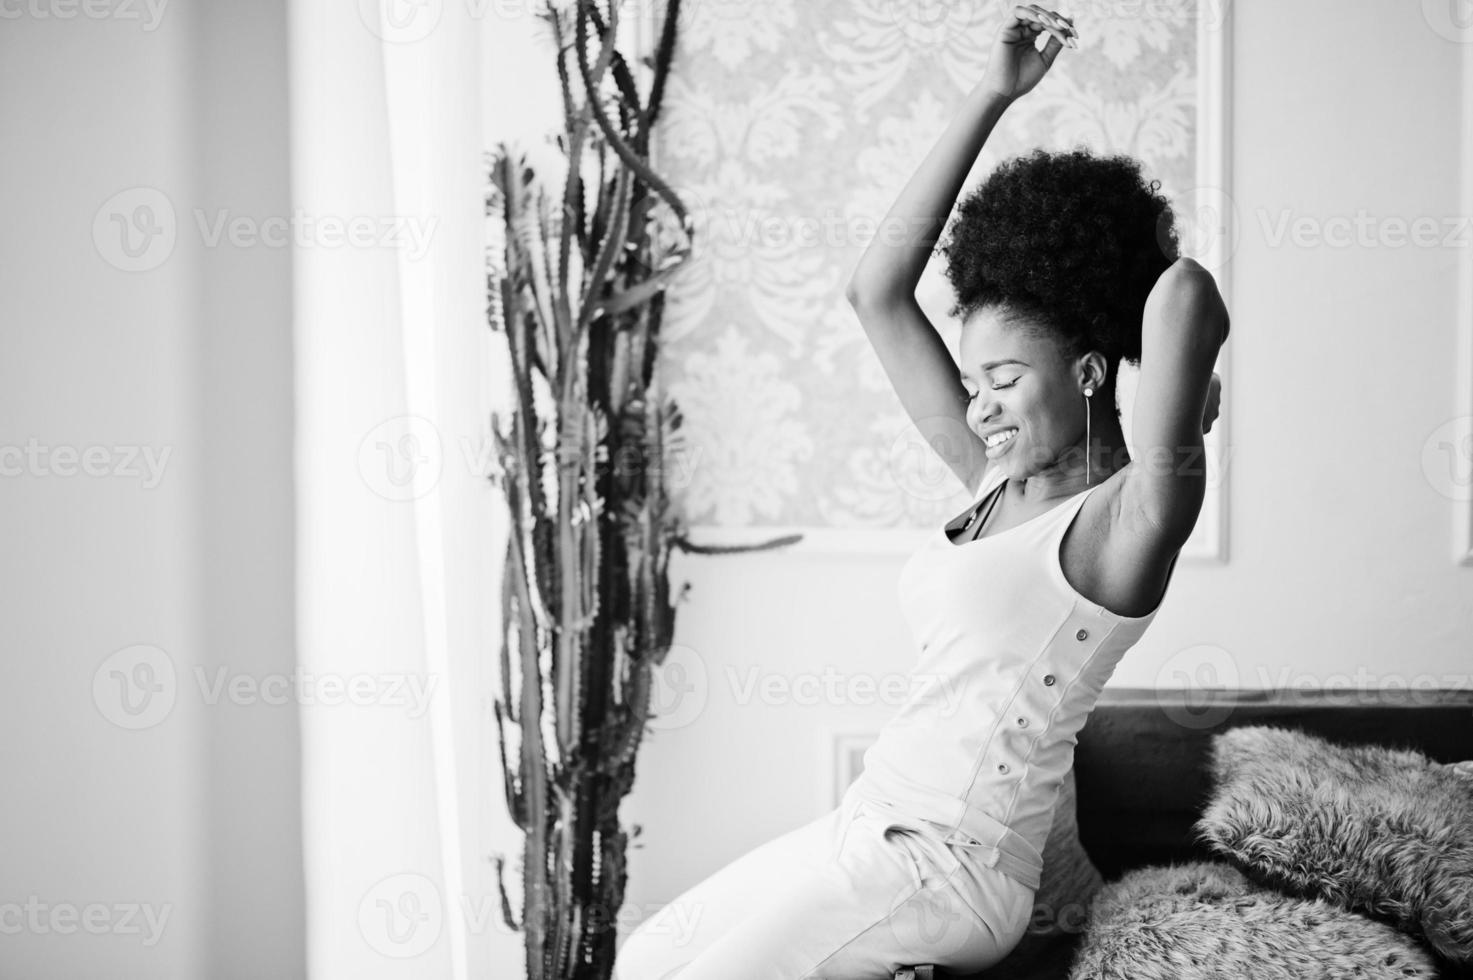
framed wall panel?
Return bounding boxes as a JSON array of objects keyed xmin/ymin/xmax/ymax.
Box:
[{"xmin": 650, "ymin": 0, "xmax": 1234, "ymax": 561}]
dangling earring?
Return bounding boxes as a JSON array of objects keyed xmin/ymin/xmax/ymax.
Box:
[{"xmin": 1082, "ymin": 386, "xmax": 1094, "ymax": 485}]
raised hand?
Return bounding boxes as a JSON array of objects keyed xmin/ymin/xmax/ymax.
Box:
[{"xmin": 981, "ymin": 4, "xmax": 1078, "ymax": 103}]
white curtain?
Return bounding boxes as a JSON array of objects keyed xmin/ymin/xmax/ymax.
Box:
[{"xmin": 288, "ymin": 2, "xmax": 521, "ymax": 977}]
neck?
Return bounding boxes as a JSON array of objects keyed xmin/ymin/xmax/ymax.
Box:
[{"xmin": 1012, "ymin": 404, "xmax": 1130, "ymax": 500}]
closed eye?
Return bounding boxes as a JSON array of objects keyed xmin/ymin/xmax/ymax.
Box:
[{"xmin": 961, "ymin": 378, "xmax": 1019, "ymax": 402}]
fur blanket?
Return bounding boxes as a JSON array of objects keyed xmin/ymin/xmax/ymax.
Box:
[
  {"xmin": 1069, "ymin": 861, "xmax": 1436, "ymax": 980},
  {"xmin": 1194, "ymin": 725, "xmax": 1473, "ymax": 966}
]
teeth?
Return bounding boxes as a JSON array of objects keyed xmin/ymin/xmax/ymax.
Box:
[{"xmin": 985, "ymin": 428, "xmax": 1018, "ymax": 448}]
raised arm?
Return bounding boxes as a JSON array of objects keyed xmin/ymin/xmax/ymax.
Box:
[
  {"xmin": 843, "ymin": 6, "xmax": 1078, "ymax": 494},
  {"xmin": 1123, "ymin": 256, "xmax": 1230, "ymax": 546}
]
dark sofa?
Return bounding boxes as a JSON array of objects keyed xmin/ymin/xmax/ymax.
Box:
[{"xmin": 896, "ymin": 686, "xmax": 1473, "ymax": 980}]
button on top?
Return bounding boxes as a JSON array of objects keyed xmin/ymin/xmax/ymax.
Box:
[
  {"xmin": 1076, "ymin": 628, "xmax": 1089, "ymax": 641},
  {"xmin": 997, "ymin": 762, "xmax": 1010, "ymax": 774},
  {"xmin": 1043, "ymin": 673, "xmax": 1056, "ymax": 686},
  {"xmin": 1016, "ymin": 717, "xmax": 1029, "ymax": 728}
]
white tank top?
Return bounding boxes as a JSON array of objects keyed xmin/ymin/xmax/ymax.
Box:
[{"xmin": 844, "ymin": 464, "xmax": 1172, "ymax": 890}]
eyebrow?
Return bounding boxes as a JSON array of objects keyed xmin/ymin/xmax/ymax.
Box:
[{"xmin": 961, "ymin": 358, "xmax": 1030, "ymax": 379}]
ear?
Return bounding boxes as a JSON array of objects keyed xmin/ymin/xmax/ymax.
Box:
[{"xmin": 1079, "ymin": 350, "xmax": 1108, "ymax": 391}]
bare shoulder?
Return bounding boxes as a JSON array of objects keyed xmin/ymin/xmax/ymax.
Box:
[{"xmin": 1061, "ymin": 464, "xmax": 1183, "ymax": 619}]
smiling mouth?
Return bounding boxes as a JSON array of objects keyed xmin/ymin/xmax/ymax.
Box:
[{"xmin": 983, "ymin": 428, "xmax": 1018, "ymax": 451}]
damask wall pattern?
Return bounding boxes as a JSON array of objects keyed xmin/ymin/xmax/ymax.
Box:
[{"xmin": 652, "ymin": 0, "xmax": 1209, "ymax": 534}]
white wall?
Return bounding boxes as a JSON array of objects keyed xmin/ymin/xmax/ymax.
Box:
[
  {"xmin": 617, "ymin": 0, "xmax": 1473, "ymax": 925},
  {"xmin": 193, "ymin": 1, "xmax": 304, "ymax": 976},
  {"xmin": 0, "ymin": 2, "xmax": 302, "ymax": 977}
]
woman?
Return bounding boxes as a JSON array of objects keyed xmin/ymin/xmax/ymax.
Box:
[{"xmin": 614, "ymin": 6, "xmax": 1227, "ymax": 978}]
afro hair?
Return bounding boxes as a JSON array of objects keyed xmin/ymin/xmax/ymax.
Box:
[{"xmin": 940, "ymin": 145, "xmax": 1179, "ymax": 369}]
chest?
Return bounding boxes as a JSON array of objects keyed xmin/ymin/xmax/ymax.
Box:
[{"xmin": 943, "ymin": 479, "xmax": 1170, "ymax": 620}]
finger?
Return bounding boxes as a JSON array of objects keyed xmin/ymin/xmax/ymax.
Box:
[
  {"xmin": 1017, "ymin": 6, "xmax": 1075, "ymax": 48},
  {"xmin": 1028, "ymin": 4, "xmax": 1078, "ymax": 36},
  {"xmin": 1002, "ymin": 5, "xmax": 1047, "ymax": 41},
  {"xmin": 1008, "ymin": 6, "xmax": 1074, "ymax": 52},
  {"xmin": 1039, "ymin": 31, "xmax": 1066, "ymax": 63}
]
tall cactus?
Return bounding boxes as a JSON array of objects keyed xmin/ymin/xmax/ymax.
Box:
[{"xmin": 486, "ymin": 3, "xmax": 800, "ymax": 977}]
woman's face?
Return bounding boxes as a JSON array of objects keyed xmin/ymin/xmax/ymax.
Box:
[{"xmin": 958, "ymin": 304, "xmax": 1084, "ymax": 478}]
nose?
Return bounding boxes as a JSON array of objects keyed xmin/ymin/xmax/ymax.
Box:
[{"xmin": 968, "ymin": 389, "xmax": 999, "ymax": 428}]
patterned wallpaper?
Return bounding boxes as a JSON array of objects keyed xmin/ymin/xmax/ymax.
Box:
[{"xmin": 652, "ymin": 0, "xmax": 1209, "ymax": 532}]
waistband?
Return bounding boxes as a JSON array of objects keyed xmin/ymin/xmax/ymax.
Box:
[{"xmin": 843, "ymin": 766, "xmax": 1043, "ymax": 891}]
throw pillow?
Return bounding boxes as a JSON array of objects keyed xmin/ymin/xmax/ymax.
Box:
[{"xmin": 1194, "ymin": 725, "xmax": 1473, "ymax": 966}]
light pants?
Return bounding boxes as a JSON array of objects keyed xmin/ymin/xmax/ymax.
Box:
[{"xmin": 612, "ymin": 792, "xmax": 1036, "ymax": 980}]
